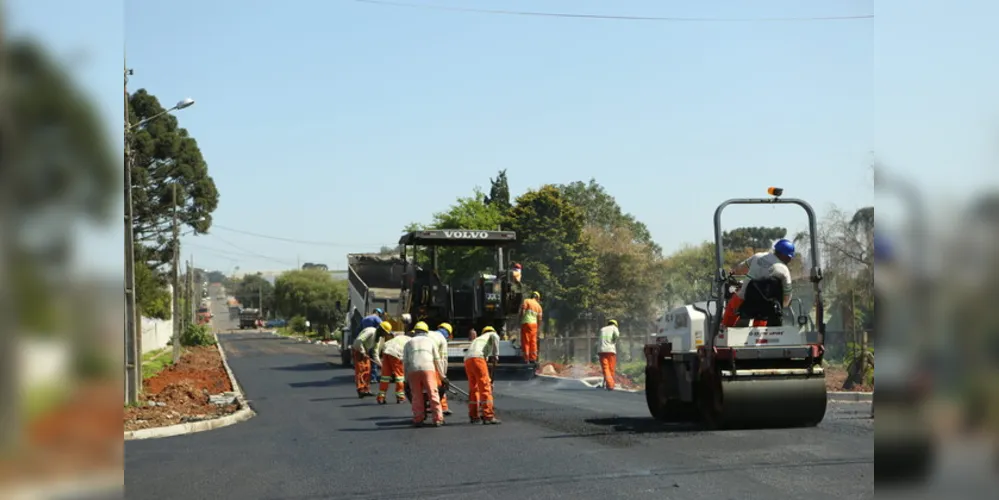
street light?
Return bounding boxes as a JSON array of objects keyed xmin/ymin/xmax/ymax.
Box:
[
  {"xmin": 123, "ymin": 63, "xmax": 196, "ymax": 405},
  {"xmin": 129, "ymin": 98, "xmax": 196, "ymax": 130}
]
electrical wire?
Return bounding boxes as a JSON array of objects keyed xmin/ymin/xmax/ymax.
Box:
[
  {"xmin": 211, "ymin": 224, "xmax": 395, "ymax": 248},
  {"xmin": 352, "ymin": 0, "xmax": 874, "ymax": 22}
]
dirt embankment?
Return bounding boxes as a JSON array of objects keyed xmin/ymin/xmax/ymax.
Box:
[{"xmin": 124, "ymin": 346, "xmax": 238, "ymax": 431}]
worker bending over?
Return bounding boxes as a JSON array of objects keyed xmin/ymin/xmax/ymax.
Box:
[
  {"xmin": 429, "ymin": 322, "xmax": 453, "ymax": 416},
  {"xmin": 374, "ymin": 331, "xmax": 412, "ymax": 404},
  {"xmin": 721, "ymin": 239, "xmax": 795, "ymax": 327},
  {"xmin": 360, "ymin": 308, "xmax": 386, "ymax": 384},
  {"xmin": 519, "ymin": 291, "xmax": 543, "ymax": 364},
  {"xmin": 403, "ymin": 322, "xmax": 448, "ymax": 427},
  {"xmin": 597, "ymin": 319, "xmax": 620, "ymax": 391},
  {"xmin": 465, "ymin": 326, "xmax": 501, "ymax": 424},
  {"xmin": 352, "ymin": 321, "xmax": 392, "ymax": 398}
]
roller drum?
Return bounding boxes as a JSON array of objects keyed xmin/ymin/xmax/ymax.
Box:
[{"xmin": 713, "ymin": 375, "xmax": 827, "ymax": 429}]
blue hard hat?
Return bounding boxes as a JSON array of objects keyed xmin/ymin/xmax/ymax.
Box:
[
  {"xmin": 774, "ymin": 239, "xmax": 795, "ymax": 258},
  {"xmin": 438, "ymin": 327, "xmax": 451, "ymax": 339},
  {"xmin": 374, "ymin": 308, "xmax": 384, "ymax": 315}
]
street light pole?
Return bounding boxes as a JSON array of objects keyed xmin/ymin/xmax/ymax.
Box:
[{"xmin": 123, "ymin": 60, "xmax": 195, "ymax": 405}]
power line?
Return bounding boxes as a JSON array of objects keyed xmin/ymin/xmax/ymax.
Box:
[
  {"xmin": 211, "ymin": 224, "xmax": 396, "ymax": 247},
  {"xmin": 352, "ymin": 0, "xmax": 874, "ymax": 22}
]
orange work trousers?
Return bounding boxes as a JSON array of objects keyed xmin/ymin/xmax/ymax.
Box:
[
  {"xmin": 464, "ymin": 357, "xmax": 495, "ymax": 420},
  {"xmin": 377, "ymin": 355, "xmax": 406, "ymax": 402},
  {"xmin": 598, "ymin": 352, "xmax": 617, "ymax": 390},
  {"xmin": 353, "ymin": 351, "xmax": 371, "ymax": 393},
  {"xmin": 520, "ymin": 323, "xmax": 539, "ymax": 362},
  {"xmin": 721, "ymin": 295, "xmax": 769, "ymax": 328},
  {"xmin": 407, "ymin": 370, "xmax": 443, "ymax": 424}
]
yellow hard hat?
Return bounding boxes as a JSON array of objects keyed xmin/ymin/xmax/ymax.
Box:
[
  {"xmin": 438, "ymin": 322, "xmax": 452, "ymax": 335},
  {"xmin": 607, "ymin": 319, "xmax": 618, "ymax": 327},
  {"xmin": 532, "ymin": 291, "xmax": 541, "ymax": 299},
  {"xmin": 413, "ymin": 321, "xmax": 429, "ymax": 332},
  {"xmin": 379, "ymin": 321, "xmax": 393, "ymax": 333},
  {"xmin": 482, "ymin": 326, "xmax": 496, "ymax": 334}
]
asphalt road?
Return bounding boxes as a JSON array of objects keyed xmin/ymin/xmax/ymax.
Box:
[{"xmin": 125, "ymin": 331, "xmax": 873, "ymax": 500}]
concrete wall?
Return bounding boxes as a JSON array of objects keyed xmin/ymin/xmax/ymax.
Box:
[{"xmin": 141, "ymin": 284, "xmax": 175, "ymax": 354}]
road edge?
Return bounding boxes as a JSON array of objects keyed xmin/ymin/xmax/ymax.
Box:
[
  {"xmin": 124, "ymin": 332, "xmax": 257, "ymax": 441},
  {"xmin": 535, "ymin": 374, "xmax": 874, "ymax": 400}
]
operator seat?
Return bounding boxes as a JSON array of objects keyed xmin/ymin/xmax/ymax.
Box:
[{"xmin": 737, "ymin": 277, "xmax": 785, "ymax": 326}]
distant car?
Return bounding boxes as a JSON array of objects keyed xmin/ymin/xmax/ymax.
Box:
[{"xmin": 265, "ymin": 319, "xmax": 287, "ymax": 328}]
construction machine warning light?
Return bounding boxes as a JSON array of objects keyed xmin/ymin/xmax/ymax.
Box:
[{"xmin": 767, "ymin": 187, "xmax": 784, "ymax": 197}]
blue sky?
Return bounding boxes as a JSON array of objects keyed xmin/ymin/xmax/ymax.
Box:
[{"xmin": 8, "ymin": 1, "xmax": 998, "ymax": 275}]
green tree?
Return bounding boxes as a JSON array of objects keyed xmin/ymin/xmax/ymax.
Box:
[
  {"xmin": 557, "ymin": 179, "xmax": 660, "ymax": 254},
  {"xmin": 426, "ymin": 189, "xmax": 508, "ymax": 281},
  {"xmin": 661, "ymin": 242, "xmax": 755, "ymax": 307},
  {"xmin": 273, "ymin": 270, "xmax": 348, "ymax": 332},
  {"xmin": 128, "ymin": 88, "xmax": 219, "ymax": 273},
  {"xmin": 722, "ymin": 226, "xmax": 788, "ymax": 253},
  {"xmin": 506, "ymin": 185, "xmax": 599, "ymax": 332},
  {"xmin": 484, "ymin": 169, "xmax": 511, "ymax": 212},
  {"xmin": 233, "ymin": 273, "xmax": 274, "ymax": 313},
  {"xmin": 585, "ymin": 224, "xmax": 666, "ymax": 321}
]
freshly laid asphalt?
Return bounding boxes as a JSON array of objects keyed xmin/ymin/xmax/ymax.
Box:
[{"xmin": 125, "ymin": 325, "xmax": 874, "ymax": 500}]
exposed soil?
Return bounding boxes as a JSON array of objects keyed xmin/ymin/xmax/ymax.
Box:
[
  {"xmin": 124, "ymin": 345, "xmax": 238, "ymax": 431},
  {"xmin": 539, "ymin": 361, "xmax": 874, "ymax": 393},
  {"xmin": 537, "ymin": 362, "xmax": 643, "ymax": 391},
  {"xmin": 0, "ymin": 380, "xmax": 122, "ymax": 488}
]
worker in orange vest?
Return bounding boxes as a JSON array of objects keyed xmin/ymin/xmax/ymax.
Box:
[{"xmin": 519, "ymin": 291, "xmax": 543, "ymax": 364}]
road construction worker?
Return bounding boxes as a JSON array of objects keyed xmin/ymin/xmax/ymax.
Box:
[
  {"xmin": 360, "ymin": 309, "xmax": 387, "ymax": 384},
  {"xmin": 428, "ymin": 322, "xmax": 453, "ymax": 416},
  {"xmin": 465, "ymin": 326, "xmax": 501, "ymax": 424},
  {"xmin": 519, "ymin": 291, "xmax": 543, "ymax": 363},
  {"xmin": 721, "ymin": 239, "xmax": 795, "ymax": 327},
  {"xmin": 403, "ymin": 322, "xmax": 447, "ymax": 427},
  {"xmin": 373, "ymin": 331, "xmax": 412, "ymax": 404},
  {"xmin": 352, "ymin": 321, "xmax": 392, "ymax": 398},
  {"xmin": 597, "ymin": 319, "xmax": 621, "ymax": 391}
]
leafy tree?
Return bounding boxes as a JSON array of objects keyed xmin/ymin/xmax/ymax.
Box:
[
  {"xmin": 273, "ymin": 270, "xmax": 348, "ymax": 333},
  {"xmin": 426, "ymin": 189, "xmax": 508, "ymax": 281},
  {"xmin": 134, "ymin": 261, "xmax": 172, "ymax": 320},
  {"xmin": 128, "ymin": 88, "xmax": 219, "ymax": 273},
  {"xmin": 233, "ymin": 273, "xmax": 274, "ymax": 313},
  {"xmin": 585, "ymin": 224, "xmax": 666, "ymax": 321},
  {"xmin": 205, "ymin": 270, "xmax": 227, "ymax": 284},
  {"xmin": 301, "ymin": 262, "xmax": 328, "ymax": 271},
  {"xmin": 722, "ymin": 226, "xmax": 788, "ymax": 253},
  {"xmin": 557, "ymin": 179, "xmax": 660, "ymax": 254},
  {"xmin": 506, "ymin": 185, "xmax": 600, "ymax": 332},
  {"xmin": 661, "ymin": 242, "xmax": 756, "ymax": 308}
]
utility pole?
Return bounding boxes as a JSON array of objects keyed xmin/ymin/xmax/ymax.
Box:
[
  {"xmin": 184, "ymin": 260, "xmax": 191, "ymax": 331},
  {"xmin": 123, "ymin": 60, "xmax": 140, "ymax": 405},
  {"xmin": 172, "ymin": 183, "xmax": 181, "ymax": 364},
  {"xmin": 190, "ymin": 254, "xmax": 196, "ymax": 326}
]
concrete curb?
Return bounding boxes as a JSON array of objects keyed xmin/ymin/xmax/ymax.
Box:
[
  {"xmin": 828, "ymin": 391, "xmax": 874, "ymax": 402},
  {"xmin": 5, "ymin": 472, "xmax": 123, "ymax": 500},
  {"xmin": 124, "ymin": 332, "xmax": 256, "ymax": 441}
]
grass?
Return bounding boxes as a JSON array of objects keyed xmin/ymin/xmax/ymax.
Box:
[{"xmin": 142, "ymin": 347, "xmax": 177, "ymax": 380}]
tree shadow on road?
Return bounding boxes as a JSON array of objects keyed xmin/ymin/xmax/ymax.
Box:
[
  {"xmin": 338, "ymin": 419, "xmax": 414, "ymax": 432},
  {"xmin": 288, "ymin": 378, "xmax": 342, "ymax": 388},
  {"xmin": 309, "ymin": 396, "xmax": 358, "ymax": 402},
  {"xmin": 271, "ymin": 362, "xmax": 332, "ymax": 372}
]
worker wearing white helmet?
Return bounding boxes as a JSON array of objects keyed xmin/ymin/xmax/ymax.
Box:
[
  {"xmin": 352, "ymin": 321, "xmax": 392, "ymax": 398},
  {"xmin": 464, "ymin": 326, "xmax": 501, "ymax": 424},
  {"xmin": 721, "ymin": 239, "xmax": 796, "ymax": 327},
  {"xmin": 596, "ymin": 319, "xmax": 621, "ymax": 391},
  {"xmin": 428, "ymin": 322, "xmax": 453, "ymax": 416},
  {"xmin": 373, "ymin": 330, "xmax": 412, "ymax": 404},
  {"xmin": 402, "ymin": 321, "xmax": 446, "ymax": 427}
]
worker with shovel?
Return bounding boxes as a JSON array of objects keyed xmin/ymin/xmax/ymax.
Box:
[
  {"xmin": 402, "ymin": 322, "xmax": 447, "ymax": 427},
  {"xmin": 373, "ymin": 330, "xmax": 412, "ymax": 404},
  {"xmin": 352, "ymin": 321, "xmax": 392, "ymax": 398},
  {"xmin": 464, "ymin": 326, "xmax": 502, "ymax": 424}
]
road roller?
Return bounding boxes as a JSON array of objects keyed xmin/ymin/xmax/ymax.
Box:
[{"xmin": 644, "ymin": 189, "xmax": 828, "ymax": 430}]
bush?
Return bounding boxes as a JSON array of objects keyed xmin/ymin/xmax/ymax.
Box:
[
  {"xmin": 181, "ymin": 323, "xmax": 216, "ymax": 346},
  {"xmin": 289, "ymin": 315, "xmax": 308, "ymax": 333}
]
